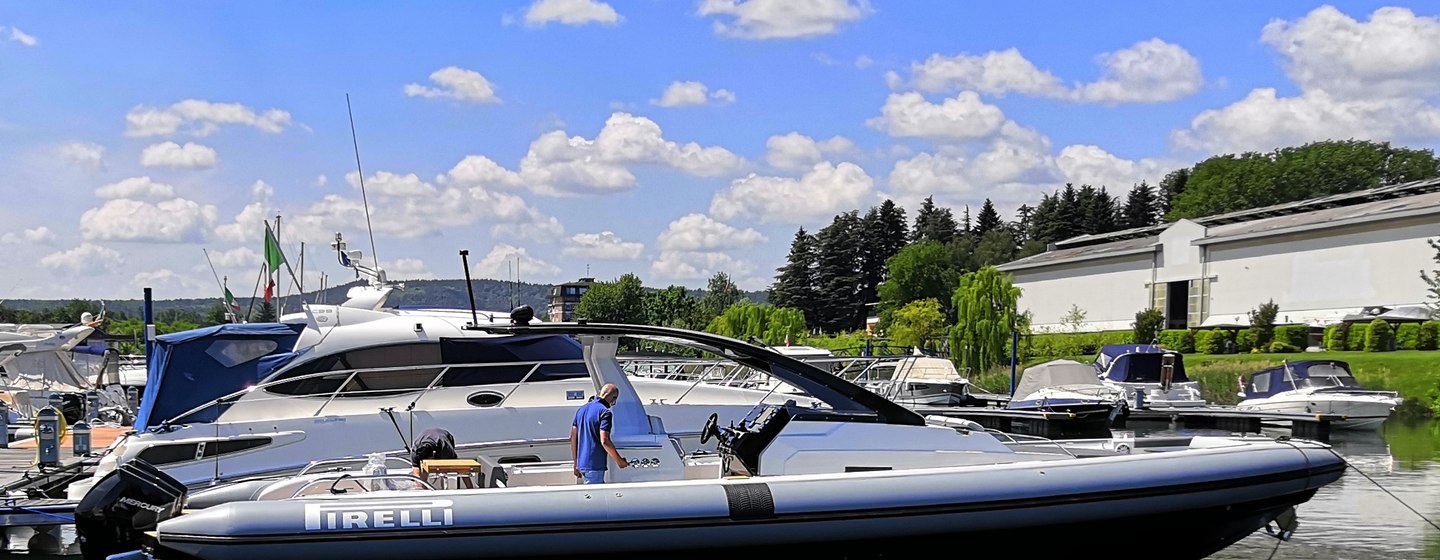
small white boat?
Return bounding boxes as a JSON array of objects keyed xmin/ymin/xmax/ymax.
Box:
[
  {"xmin": 1007, "ymin": 359, "xmax": 1127, "ymax": 418},
  {"xmin": 74, "ymin": 322, "xmax": 1346, "ymax": 560},
  {"xmin": 1238, "ymin": 359, "xmax": 1401, "ymax": 430}
]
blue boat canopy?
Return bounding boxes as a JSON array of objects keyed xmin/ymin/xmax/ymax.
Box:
[
  {"xmin": 1093, "ymin": 344, "xmax": 1189, "ymax": 383},
  {"xmin": 1241, "ymin": 360, "xmax": 1356, "ymax": 399},
  {"xmin": 134, "ymin": 323, "xmax": 305, "ymax": 432}
]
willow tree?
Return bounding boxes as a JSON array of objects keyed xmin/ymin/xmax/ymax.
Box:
[
  {"xmin": 948, "ymin": 266, "xmax": 1023, "ymax": 375},
  {"xmin": 705, "ymin": 301, "xmax": 806, "ymax": 346}
]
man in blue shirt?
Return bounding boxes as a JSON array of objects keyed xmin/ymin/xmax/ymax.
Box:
[{"xmin": 570, "ymin": 383, "xmax": 630, "ymax": 484}]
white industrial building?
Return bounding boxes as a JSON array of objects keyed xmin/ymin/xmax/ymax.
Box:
[{"xmin": 999, "ymin": 178, "xmax": 1440, "ymax": 333}]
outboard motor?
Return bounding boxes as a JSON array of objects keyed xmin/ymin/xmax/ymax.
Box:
[{"xmin": 73, "ymin": 459, "xmax": 187, "ymax": 560}]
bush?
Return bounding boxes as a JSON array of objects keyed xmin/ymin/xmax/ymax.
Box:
[
  {"xmin": 1195, "ymin": 329, "xmax": 1231, "ymax": 354},
  {"xmin": 1248, "ymin": 299, "xmax": 1279, "ymax": 347},
  {"xmin": 1157, "ymin": 329, "xmax": 1195, "ymax": 353},
  {"xmin": 1274, "ymin": 325, "xmax": 1309, "ymax": 349},
  {"xmin": 1268, "ymin": 341, "xmax": 1300, "ymax": 353},
  {"xmin": 1234, "ymin": 329, "xmax": 1257, "ymax": 353},
  {"xmin": 1133, "ymin": 308, "xmax": 1165, "ymax": 345},
  {"xmin": 1420, "ymin": 321, "xmax": 1440, "ymax": 351},
  {"xmin": 1324, "ymin": 323, "xmax": 1348, "ymax": 351},
  {"xmin": 1365, "ymin": 319, "xmax": 1394, "ymax": 352},
  {"xmin": 1346, "ymin": 323, "xmax": 1370, "ymax": 351},
  {"xmin": 1396, "ymin": 323, "xmax": 1420, "ymax": 350}
]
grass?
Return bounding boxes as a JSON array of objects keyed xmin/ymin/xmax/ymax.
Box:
[{"xmin": 970, "ymin": 350, "xmax": 1440, "ymax": 417}]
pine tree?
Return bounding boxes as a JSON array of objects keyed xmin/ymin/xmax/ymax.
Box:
[
  {"xmin": 769, "ymin": 228, "xmax": 820, "ymax": 327},
  {"xmin": 911, "ymin": 196, "xmax": 958, "ymax": 244},
  {"xmin": 1010, "ymin": 204, "xmax": 1034, "ymax": 246},
  {"xmin": 859, "ymin": 200, "xmax": 908, "ymax": 313},
  {"xmin": 815, "ymin": 211, "xmax": 865, "ymax": 332},
  {"xmin": 251, "ymin": 300, "xmax": 277, "ymax": 322},
  {"xmin": 974, "ymin": 198, "xmax": 1003, "ymax": 236},
  {"xmin": 1121, "ymin": 182, "xmax": 1160, "ymax": 229},
  {"xmin": 1159, "ymin": 167, "xmax": 1190, "ymax": 219},
  {"xmin": 1077, "ymin": 185, "xmax": 1119, "ymax": 235}
]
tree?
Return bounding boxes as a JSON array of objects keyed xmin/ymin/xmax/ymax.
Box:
[
  {"xmin": 1077, "ymin": 185, "xmax": 1119, "ymax": 235},
  {"xmin": 1121, "ymin": 182, "xmax": 1159, "ymax": 229},
  {"xmin": 768, "ymin": 228, "xmax": 820, "ymax": 326},
  {"xmin": 1247, "ymin": 299, "xmax": 1280, "ymax": 348},
  {"xmin": 877, "ymin": 241, "xmax": 961, "ymax": 324},
  {"xmin": 814, "ymin": 211, "xmax": 866, "ymax": 332},
  {"xmin": 949, "ymin": 266, "xmax": 1023, "ymax": 375},
  {"xmin": 911, "ymin": 195, "xmax": 958, "ymax": 244},
  {"xmin": 644, "ymin": 285, "xmax": 699, "ymax": 329},
  {"xmin": 575, "ymin": 273, "xmax": 646, "ymax": 324},
  {"xmin": 251, "ymin": 300, "xmax": 277, "ymax": 322},
  {"xmin": 887, "ymin": 299, "xmax": 946, "ymax": 350},
  {"xmin": 970, "ymin": 229, "xmax": 1017, "ymax": 269},
  {"xmin": 1061, "ymin": 304, "xmax": 1087, "ymax": 333},
  {"xmin": 1010, "ymin": 204, "xmax": 1034, "ymax": 246},
  {"xmin": 204, "ymin": 303, "xmax": 231, "ymax": 325},
  {"xmin": 704, "ymin": 301, "xmax": 806, "ymax": 346},
  {"xmin": 697, "ymin": 272, "xmax": 742, "ymax": 324},
  {"xmin": 858, "ymin": 200, "xmax": 909, "ymax": 314},
  {"xmin": 1158, "ymin": 167, "xmax": 1190, "ymax": 219},
  {"xmin": 1133, "ymin": 308, "xmax": 1165, "ymax": 345},
  {"xmin": 973, "ymin": 199, "xmax": 1003, "ymax": 236},
  {"xmin": 1422, "ymin": 238, "xmax": 1440, "ymax": 318}
]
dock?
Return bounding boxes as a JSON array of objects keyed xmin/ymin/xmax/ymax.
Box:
[
  {"xmin": 911, "ymin": 405, "xmax": 1114, "ymax": 439},
  {"xmin": 1120, "ymin": 405, "xmax": 1343, "ymax": 441},
  {"xmin": 0, "ymin": 426, "xmax": 125, "ymax": 556}
]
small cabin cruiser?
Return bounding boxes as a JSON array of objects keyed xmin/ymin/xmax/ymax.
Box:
[
  {"xmin": 1007, "ymin": 359, "xmax": 1126, "ymax": 418},
  {"xmin": 853, "ymin": 356, "xmax": 997, "ymax": 408},
  {"xmin": 74, "ymin": 322, "xmax": 1345, "ymax": 560},
  {"xmin": 1093, "ymin": 344, "xmax": 1206, "ymax": 408},
  {"xmin": 1238, "ymin": 359, "xmax": 1401, "ymax": 430}
]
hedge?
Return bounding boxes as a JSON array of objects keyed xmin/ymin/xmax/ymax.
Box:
[
  {"xmin": 1420, "ymin": 321, "xmax": 1440, "ymax": 351},
  {"xmin": 1364, "ymin": 319, "xmax": 1394, "ymax": 352},
  {"xmin": 1345, "ymin": 323, "xmax": 1369, "ymax": 351},
  {"xmin": 1194, "ymin": 329, "xmax": 1232, "ymax": 354},
  {"xmin": 1026, "ymin": 330, "xmax": 1133, "ymax": 358},
  {"xmin": 1235, "ymin": 329, "xmax": 1257, "ymax": 353},
  {"xmin": 1396, "ymin": 323, "xmax": 1420, "ymax": 350},
  {"xmin": 1273, "ymin": 325, "xmax": 1309, "ymax": 349},
  {"xmin": 1324, "ymin": 323, "xmax": 1347, "ymax": 351},
  {"xmin": 1157, "ymin": 329, "xmax": 1195, "ymax": 353}
]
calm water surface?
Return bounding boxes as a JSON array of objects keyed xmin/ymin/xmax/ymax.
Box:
[{"xmin": 1140, "ymin": 416, "xmax": 1440, "ymax": 560}]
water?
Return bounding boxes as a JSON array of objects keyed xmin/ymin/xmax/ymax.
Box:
[{"xmin": 1131, "ymin": 416, "xmax": 1440, "ymax": 559}]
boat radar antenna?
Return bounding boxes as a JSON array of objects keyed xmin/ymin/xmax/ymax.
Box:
[{"xmin": 331, "ymin": 232, "xmax": 394, "ymax": 289}]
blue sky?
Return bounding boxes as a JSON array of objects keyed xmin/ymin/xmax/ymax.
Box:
[{"xmin": 2, "ymin": 1, "xmax": 1438, "ymax": 301}]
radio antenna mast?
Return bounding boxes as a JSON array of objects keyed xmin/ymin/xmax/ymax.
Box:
[{"xmin": 346, "ymin": 94, "xmax": 380, "ymax": 269}]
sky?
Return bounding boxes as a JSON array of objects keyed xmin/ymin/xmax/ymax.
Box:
[{"xmin": 3, "ymin": 1, "xmax": 1440, "ymax": 302}]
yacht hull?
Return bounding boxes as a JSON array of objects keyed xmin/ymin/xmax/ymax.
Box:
[{"xmin": 1238, "ymin": 393, "xmax": 1398, "ymax": 430}]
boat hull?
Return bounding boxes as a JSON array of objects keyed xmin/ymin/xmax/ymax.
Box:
[
  {"xmin": 1238, "ymin": 392, "xmax": 1398, "ymax": 430},
  {"xmin": 149, "ymin": 442, "xmax": 1345, "ymax": 560}
]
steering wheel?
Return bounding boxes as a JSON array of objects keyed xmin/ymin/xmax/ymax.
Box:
[{"xmin": 700, "ymin": 413, "xmax": 720, "ymax": 445}]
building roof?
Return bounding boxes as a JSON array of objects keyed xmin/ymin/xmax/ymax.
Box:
[
  {"xmin": 1053, "ymin": 176, "xmax": 1440, "ymax": 249},
  {"xmin": 1002, "ymin": 177, "xmax": 1440, "ymax": 272}
]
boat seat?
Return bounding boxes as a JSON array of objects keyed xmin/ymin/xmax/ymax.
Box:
[{"xmin": 422, "ymin": 459, "xmax": 481, "ymax": 489}]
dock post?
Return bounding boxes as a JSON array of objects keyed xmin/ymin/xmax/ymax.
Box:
[
  {"xmin": 0, "ymin": 401, "xmax": 7, "ymax": 449},
  {"xmin": 36, "ymin": 407, "xmax": 60, "ymax": 468},
  {"xmin": 72, "ymin": 421, "xmax": 91, "ymax": 456},
  {"xmin": 86, "ymin": 391, "xmax": 100, "ymax": 421}
]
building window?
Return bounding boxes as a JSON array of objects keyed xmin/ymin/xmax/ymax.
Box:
[{"xmin": 1186, "ymin": 278, "xmax": 1210, "ymax": 328}]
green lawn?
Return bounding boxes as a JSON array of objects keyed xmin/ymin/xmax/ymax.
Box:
[{"xmin": 971, "ymin": 350, "xmax": 1440, "ymax": 417}]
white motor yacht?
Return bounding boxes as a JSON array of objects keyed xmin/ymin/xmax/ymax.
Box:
[
  {"xmin": 1238, "ymin": 359, "xmax": 1401, "ymax": 430},
  {"xmin": 1093, "ymin": 344, "xmax": 1207, "ymax": 408}
]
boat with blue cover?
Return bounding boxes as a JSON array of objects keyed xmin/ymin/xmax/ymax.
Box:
[
  {"xmin": 1094, "ymin": 344, "xmax": 1207, "ymax": 408},
  {"xmin": 1238, "ymin": 359, "xmax": 1401, "ymax": 430}
]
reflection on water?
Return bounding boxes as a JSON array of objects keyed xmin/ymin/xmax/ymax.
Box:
[{"xmin": 1131, "ymin": 417, "xmax": 1440, "ymax": 560}]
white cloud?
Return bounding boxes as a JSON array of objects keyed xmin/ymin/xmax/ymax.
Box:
[
  {"xmin": 94, "ymin": 177, "xmax": 176, "ymax": 199},
  {"xmin": 56, "ymin": 142, "xmax": 105, "ymax": 169},
  {"xmin": 1072, "ymin": 39, "xmax": 1204, "ymax": 104},
  {"xmin": 1261, "ymin": 6, "xmax": 1440, "ymax": 100},
  {"xmin": 1171, "ymin": 88, "xmax": 1440, "ymax": 154},
  {"xmin": 854, "ymin": 55, "xmax": 873, "ymax": 69},
  {"xmin": 207, "ymin": 246, "xmax": 261, "ymax": 269},
  {"xmin": 404, "ymin": 67, "xmax": 502, "ymax": 104},
  {"xmin": 41, "ymin": 243, "xmax": 123, "ymax": 277},
  {"xmin": 439, "ymin": 155, "xmax": 527, "ymax": 191},
  {"xmin": 0, "ymin": 226, "xmax": 55, "ymax": 244},
  {"xmin": 315, "ymin": 175, "xmax": 328, "ymax": 188},
  {"xmin": 698, "ymin": 0, "xmax": 869, "ymax": 39},
  {"xmin": 563, "ymin": 231, "xmax": 644, "ymax": 259},
  {"xmin": 124, "ymin": 99, "xmax": 292, "ymax": 137},
  {"xmin": 130, "ymin": 269, "xmax": 207, "ymax": 295},
  {"xmin": 7, "ymin": 26, "xmax": 37, "ymax": 46},
  {"xmin": 657, "ymin": 213, "xmax": 766, "ymax": 252},
  {"xmin": 382, "ymin": 258, "xmax": 436, "ymax": 280},
  {"xmin": 904, "ymin": 40, "xmax": 1202, "ymax": 104},
  {"xmin": 517, "ymin": 112, "xmax": 744, "ymax": 195},
  {"xmin": 650, "ymin": 250, "xmax": 756, "ymax": 284},
  {"xmin": 886, "ymin": 133, "xmax": 1060, "ymax": 210},
  {"xmin": 765, "ymin": 132, "xmax": 856, "ymax": 172},
  {"xmin": 140, "ymin": 141, "xmax": 218, "ymax": 168},
  {"xmin": 471, "ymin": 243, "xmax": 562, "ymax": 282},
  {"xmin": 1055, "ymin": 145, "xmax": 1179, "ymax": 190},
  {"xmin": 709, "ymin": 162, "xmax": 874, "ymax": 224},
  {"xmin": 524, "ymin": 0, "xmax": 621, "ymax": 27},
  {"xmin": 80, "ymin": 198, "xmax": 218, "ymax": 243},
  {"xmin": 213, "ymin": 202, "xmax": 271, "ymax": 243},
  {"xmin": 866, "ymin": 91, "xmax": 1009, "ymax": 140},
  {"xmin": 907, "ymin": 48, "xmax": 1066, "ymax": 98},
  {"xmin": 490, "ymin": 211, "xmax": 566, "ymax": 242},
  {"xmin": 250, "ymin": 180, "xmax": 274, "ymax": 200},
  {"xmin": 651, "ymin": 81, "xmax": 736, "ymax": 107}
]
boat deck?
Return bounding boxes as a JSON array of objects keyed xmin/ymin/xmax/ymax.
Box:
[{"xmin": 1122, "ymin": 405, "xmax": 1346, "ymax": 440}]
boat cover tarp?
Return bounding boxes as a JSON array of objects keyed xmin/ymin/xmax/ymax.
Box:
[
  {"xmin": 135, "ymin": 323, "xmax": 305, "ymax": 432},
  {"xmin": 437, "ymin": 335, "xmax": 588, "ymax": 384},
  {"xmin": 1013, "ymin": 359, "xmax": 1103, "ymax": 398},
  {"xmin": 1094, "ymin": 344, "xmax": 1189, "ymax": 383},
  {"xmin": 1243, "ymin": 360, "xmax": 1353, "ymax": 399}
]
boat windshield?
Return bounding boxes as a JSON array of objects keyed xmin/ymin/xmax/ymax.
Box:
[{"xmin": 1285, "ymin": 362, "xmax": 1359, "ymax": 389}]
